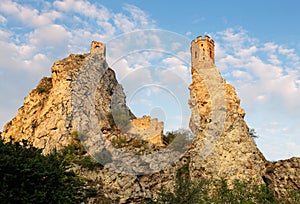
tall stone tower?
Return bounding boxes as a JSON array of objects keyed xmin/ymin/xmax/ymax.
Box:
[{"xmin": 191, "ymin": 35, "xmax": 215, "ymax": 67}]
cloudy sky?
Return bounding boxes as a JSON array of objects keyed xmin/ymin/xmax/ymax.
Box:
[{"xmin": 0, "ymin": 0, "xmax": 299, "ymax": 161}]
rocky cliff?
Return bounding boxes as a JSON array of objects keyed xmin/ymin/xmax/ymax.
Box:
[
  {"xmin": 1, "ymin": 38, "xmax": 299, "ymax": 202},
  {"xmin": 1, "ymin": 43, "xmax": 132, "ymax": 154},
  {"xmin": 188, "ymin": 39, "xmax": 267, "ymax": 184},
  {"xmin": 263, "ymin": 157, "xmax": 300, "ymax": 200},
  {"xmin": 2, "ymin": 54, "xmax": 88, "ymax": 153}
]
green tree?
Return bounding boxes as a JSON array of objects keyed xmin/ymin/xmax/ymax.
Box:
[
  {"xmin": 0, "ymin": 138, "xmax": 88, "ymax": 204},
  {"xmin": 146, "ymin": 171, "xmax": 282, "ymax": 204},
  {"xmin": 212, "ymin": 179, "xmax": 278, "ymax": 204},
  {"xmin": 146, "ymin": 160, "xmax": 209, "ymax": 204},
  {"xmin": 249, "ymin": 128, "xmax": 259, "ymax": 138}
]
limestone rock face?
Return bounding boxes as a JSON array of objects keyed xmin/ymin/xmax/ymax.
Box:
[
  {"xmin": 263, "ymin": 157, "xmax": 300, "ymax": 200},
  {"xmin": 2, "ymin": 54, "xmax": 85, "ymax": 153},
  {"xmin": 1, "ymin": 51, "xmax": 129, "ymax": 153},
  {"xmin": 1, "ymin": 38, "xmax": 299, "ymax": 202},
  {"xmin": 188, "ymin": 39, "xmax": 267, "ymax": 184}
]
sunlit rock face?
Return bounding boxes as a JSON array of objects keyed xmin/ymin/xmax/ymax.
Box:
[
  {"xmin": 188, "ymin": 35, "xmax": 267, "ymax": 184},
  {"xmin": 2, "ymin": 38, "xmax": 299, "ymax": 202},
  {"xmin": 263, "ymin": 157, "xmax": 300, "ymax": 200},
  {"xmin": 1, "ymin": 42, "xmax": 129, "ymax": 154}
]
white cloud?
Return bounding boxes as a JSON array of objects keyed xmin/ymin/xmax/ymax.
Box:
[
  {"xmin": 255, "ymin": 95, "xmax": 266, "ymax": 102},
  {"xmin": 278, "ymin": 46, "xmax": 295, "ymax": 55},
  {"xmin": 0, "ymin": 0, "xmax": 61, "ymax": 27},
  {"xmin": 0, "ymin": 0, "xmax": 158, "ymax": 72},
  {"xmin": 162, "ymin": 56, "xmax": 184, "ymax": 66},
  {"xmin": 246, "ymin": 56, "xmax": 283, "ymax": 79},
  {"xmin": 262, "ymin": 42, "xmax": 278, "ymax": 52},
  {"xmin": 215, "ymin": 28, "xmax": 300, "ymax": 104},
  {"xmin": 0, "ymin": 14, "xmax": 7, "ymax": 24},
  {"xmin": 112, "ymin": 4, "xmax": 155, "ymax": 34},
  {"xmin": 0, "ymin": 41, "xmax": 33, "ymax": 71},
  {"xmin": 215, "ymin": 28, "xmax": 256, "ymax": 51},
  {"xmin": 236, "ymin": 46, "xmax": 258, "ymax": 58},
  {"xmin": 54, "ymin": 0, "xmax": 99, "ymax": 18},
  {"xmin": 214, "ymin": 27, "xmax": 300, "ymax": 160},
  {"xmin": 0, "ymin": 29, "xmax": 10, "ymax": 40},
  {"xmin": 161, "ymin": 56, "xmax": 190, "ymax": 83},
  {"xmin": 268, "ymin": 54, "xmax": 281, "ymax": 65},
  {"xmin": 185, "ymin": 31, "xmax": 192, "ymax": 36},
  {"xmin": 0, "ymin": 0, "xmax": 157, "ymax": 130},
  {"xmin": 123, "ymin": 4, "xmax": 155, "ymax": 29},
  {"xmin": 231, "ymin": 70, "xmax": 252, "ymax": 80},
  {"xmin": 171, "ymin": 42, "xmax": 182, "ymax": 51},
  {"xmin": 113, "ymin": 13, "xmax": 136, "ymax": 33},
  {"xmin": 29, "ymin": 24, "xmax": 70, "ymax": 46},
  {"xmin": 278, "ymin": 46, "xmax": 300, "ymax": 61}
]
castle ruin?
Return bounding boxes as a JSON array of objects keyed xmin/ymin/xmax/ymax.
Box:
[
  {"xmin": 90, "ymin": 41, "xmax": 106, "ymax": 56},
  {"xmin": 191, "ymin": 35, "xmax": 215, "ymax": 68}
]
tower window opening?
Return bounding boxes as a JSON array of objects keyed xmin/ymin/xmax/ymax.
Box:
[
  {"xmin": 195, "ymin": 51, "xmax": 198, "ymax": 58},
  {"xmin": 201, "ymin": 44, "xmax": 203, "ymax": 46}
]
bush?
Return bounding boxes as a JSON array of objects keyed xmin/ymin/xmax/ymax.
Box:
[
  {"xmin": 111, "ymin": 135, "xmax": 128, "ymax": 148},
  {"xmin": 163, "ymin": 129, "xmax": 193, "ymax": 154},
  {"xmin": 0, "ymin": 138, "xmax": 88, "ymax": 203},
  {"xmin": 0, "ymin": 133, "xmax": 121, "ymax": 203},
  {"xmin": 249, "ymin": 128, "xmax": 259, "ymax": 138},
  {"xmin": 58, "ymin": 138, "xmax": 103, "ymax": 170},
  {"xmin": 163, "ymin": 131, "xmax": 177, "ymax": 144},
  {"xmin": 288, "ymin": 189, "xmax": 300, "ymax": 203},
  {"xmin": 146, "ymin": 167, "xmax": 284, "ymax": 204},
  {"xmin": 212, "ymin": 179, "xmax": 278, "ymax": 204},
  {"xmin": 146, "ymin": 160, "xmax": 209, "ymax": 204},
  {"xmin": 80, "ymin": 156, "xmax": 101, "ymax": 170},
  {"xmin": 36, "ymin": 86, "xmax": 50, "ymax": 93}
]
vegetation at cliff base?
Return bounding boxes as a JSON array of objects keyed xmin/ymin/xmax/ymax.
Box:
[
  {"xmin": 1, "ymin": 132, "xmax": 299, "ymax": 204},
  {"xmin": 145, "ymin": 161, "xmax": 299, "ymax": 204},
  {"xmin": 0, "ymin": 137, "xmax": 92, "ymax": 204},
  {"xmin": 146, "ymin": 174, "xmax": 300, "ymax": 204}
]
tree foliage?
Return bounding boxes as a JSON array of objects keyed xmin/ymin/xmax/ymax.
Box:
[
  {"xmin": 149, "ymin": 165, "xmax": 209, "ymax": 204},
  {"xmin": 146, "ymin": 165, "xmax": 290, "ymax": 204},
  {"xmin": 212, "ymin": 179, "xmax": 278, "ymax": 204},
  {"xmin": 0, "ymin": 138, "xmax": 88, "ymax": 204},
  {"xmin": 249, "ymin": 128, "xmax": 259, "ymax": 138}
]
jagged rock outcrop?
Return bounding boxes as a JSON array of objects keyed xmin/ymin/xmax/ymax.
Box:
[
  {"xmin": 188, "ymin": 36, "xmax": 267, "ymax": 184},
  {"xmin": 1, "ymin": 37, "xmax": 299, "ymax": 202},
  {"xmin": 2, "ymin": 54, "xmax": 86, "ymax": 153},
  {"xmin": 1, "ymin": 43, "xmax": 131, "ymax": 154},
  {"xmin": 263, "ymin": 157, "xmax": 300, "ymax": 200}
]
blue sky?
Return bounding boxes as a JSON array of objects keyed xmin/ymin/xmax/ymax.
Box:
[{"xmin": 0, "ymin": 0, "xmax": 300, "ymax": 161}]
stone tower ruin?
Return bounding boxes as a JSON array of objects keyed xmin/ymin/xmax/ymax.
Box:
[
  {"xmin": 191, "ymin": 35, "xmax": 215, "ymax": 67},
  {"xmin": 90, "ymin": 41, "xmax": 106, "ymax": 55}
]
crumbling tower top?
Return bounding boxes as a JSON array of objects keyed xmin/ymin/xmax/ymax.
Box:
[
  {"xmin": 90, "ymin": 41, "xmax": 106, "ymax": 55},
  {"xmin": 191, "ymin": 35, "xmax": 215, "ymax": 67}
]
